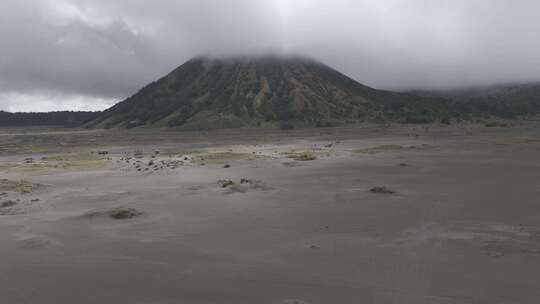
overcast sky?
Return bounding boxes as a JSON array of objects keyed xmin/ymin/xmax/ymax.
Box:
[{"xmin": 1, "ymin": 0, "xmax": 540, "ymax": 112}]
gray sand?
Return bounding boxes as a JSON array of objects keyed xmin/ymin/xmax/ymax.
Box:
[{"xmin": 1, "ymin": 123, "xmax": 540, "ymax": 303}]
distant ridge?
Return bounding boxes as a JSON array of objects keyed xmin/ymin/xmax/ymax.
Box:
[
  {"xmin": 0, "ymin": 111, "xmax": 100, "ymax": 127},
  {"xmin": 86, "ymin": 56, "xmax": 450, "ymax": 129},
  {"xmin": 410, "ymin": 82, "xmax": 540, "ymax": 119}
]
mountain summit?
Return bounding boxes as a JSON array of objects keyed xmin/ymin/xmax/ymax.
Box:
[{"xmin": 86, "ymin": 56, "xmax": 448, "ymax": 129}]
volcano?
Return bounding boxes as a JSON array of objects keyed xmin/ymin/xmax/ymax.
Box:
[{"xmin": 86, "ymin": 56, "xmax": 448, "ymax": 129}]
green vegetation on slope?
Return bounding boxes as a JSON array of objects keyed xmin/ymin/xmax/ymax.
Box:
[{"xmin": 85, "ymin": 56, "xmax": 450, "ymax": 129}]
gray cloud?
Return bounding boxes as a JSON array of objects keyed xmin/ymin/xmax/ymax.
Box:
[{"xmin": 1, "ymin": 0, "xmax": 540, "ymax": 111}]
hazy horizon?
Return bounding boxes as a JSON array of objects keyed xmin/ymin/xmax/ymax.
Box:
[{"xmin": 2, "ymin": 0, "xmax": 540, "ymax": 112}]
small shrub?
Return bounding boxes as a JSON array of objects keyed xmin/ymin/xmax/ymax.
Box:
[
  {"xmin": 85, "ymin": 207, "xmax": 142, "ymax": 220},
  {"xmin": 109, "ymin": 208, "xmax": 141, "ymax": 220},
  {"xmin": 218, "ymin": 180, "xmax": 235, "ymax": 188},
  {"xmin": 218, "ymin": 179, "xmax": 270, "ymax": 193},
  {"xmin": 369, "ymin": 186, "xmax": 396, "ymax": 194},
  {"xmin": 1, "ymin": 200, "xmax": 17, "ymax": 208},
  {"xmin": 285, "ymin": 151, "xmax": 318, "ymax": 161},
  {"xmin": 292, "ymin": 153, "xmax": 317, "ymax": 161}
]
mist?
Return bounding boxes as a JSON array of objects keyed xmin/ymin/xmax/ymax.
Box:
[{"xmin": 1, "ymin": 0, "xmax": 540, "ymax": 111}]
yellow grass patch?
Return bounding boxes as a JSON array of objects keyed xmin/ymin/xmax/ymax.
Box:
[
  {"xmin": 0, "ymin": 153, "xmax": 108, "ymax": 173},
  {"xmin": 193, "ymin": 151, "xmax": 263, "ymax": 164},
  {"xmin": 0, "ymin": 179, "xmax": 40, "ymax": 194},
  {"xmin": 283, "ymin": 149, "xmax": 321, "ymax": 161}
]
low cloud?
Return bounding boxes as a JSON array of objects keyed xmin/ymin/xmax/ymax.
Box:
[
  {"xmin": 0, "ymin": 91, "xmax": 115, "ymax": 112},
  {"xmin": 1, "ymin": 0, "xmax": 540, "ymax": 111}
]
